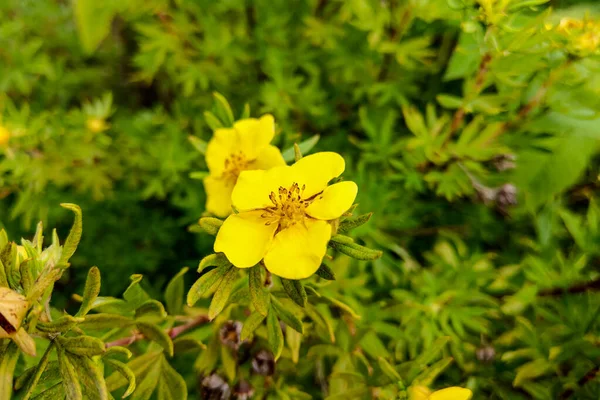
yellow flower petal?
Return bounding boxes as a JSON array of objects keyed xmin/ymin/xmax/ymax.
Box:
[
  {"xmin": 232, "ymin": 166, "xmax": 296, "ymax": 211},
  {"xmin": 206, "ymin": 128, "xmax": 238, "ymax": 176},
  {"xmin": 234, "ymin": 114, "xmax": 275, "ymax": 159},
  {"xmin": 428, "ymin": 387, "xmax": 473, "ymax": 400},
  {"xmin": 214, "ymin": 211, "xmax": 278, "ymax": 268},
  {"xmin": 408, "ymin": 386, "xmax": 432, "ymax": 400},
  {"xmin": 263, "ymin": 219, "xmax": 331, "ymax": 279},
  {"xmin": 204, "ymin": 176, "xmax": 235, "ymax": 218},
  {"xmin": 251, "ymin": 144, "xmax": 286, "ymax": 170},
  {"xmin": 305, "ymin": 181, "xmax": 358, "ymax": 220},
  {"xmin": 291, "ymin": 152, "xmax": 346, "ymax": 197}
]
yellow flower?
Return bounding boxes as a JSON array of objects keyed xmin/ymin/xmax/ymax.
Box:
[
  {"xmin": 86, "ymin": 117, "xmax": 109, "ymax": 133},
  {"xmin": 0, "ymin": 125, "xmax": 10, "ymax": 147},
  {"xmin": 214, "ymin": 152, "xmax": 357, "ymax": 279},
  {"xmin": 0, "ymin": 287, "xmax": 29, "ymax": 338},
  {"xmin": 409, "ymin": 385, "xmax": 473, "ymax": 400},
  {"xmin": 203, "ymin": 114, "xmax": 286, "ymax": 217}
]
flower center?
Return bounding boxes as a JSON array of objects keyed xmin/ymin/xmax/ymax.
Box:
[
  {"xmin": 262, "ymin": 182, "xmax": 311, "ymax": 230},
  {"xmin": 223, "ymin": 151, "xmax": 250, "ymax": 181}
]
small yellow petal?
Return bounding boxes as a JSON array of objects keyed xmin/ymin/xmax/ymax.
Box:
[
  {"xmin": 234, "ymin": 114, "xmax": 275, "ymax": 159},
  {"xmin": 214, "ymin": 211, "xmax": 277, "ymax": 268},
  {"xmin": 408, "ymin": 386, "xmax": 432, "ymax": 400},
  {"xmin": 206, "ymin": 128, "xmax": 238, "ymax": 176},
  {"xmin": 291, "ymin": 152, "xmax": 346, "ymax": 197},
  {"xmin": 305, "ymin": 181, "xmax": 358, "ymax": 220},
  {"xmin": 0, "ymin": 126, "xmax": 10, "ymax": 147},
  {"xmin": 232, "ymin": 166, "xmax": 296, "ymax": 211},
  {"xmin": 203, "ymin": 176, "xmax": 235, "ymax": 218},
  {"xmin": 263, "ymin": 219, "xmax": 331, "ymax": 279},
  {"xmin": 251, "ymin": 144, "xmax": 286, "ymax": 170},
  {"xmin": 428, "ymin": 387, "xmax": 473, "ymax": 400}
]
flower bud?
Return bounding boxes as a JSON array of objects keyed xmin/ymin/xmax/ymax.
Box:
[
  {"xmin": 476, "ymin": 345, "xmax": 496, "ymax": 363},
  {"xmin": 251, "ymin": 349, "xmax": 275, "ymax": 376},
  {"xmin": 496, "ymin": 183, "xmax": 517, "ymax": 208},
  {"xmin": 200, "ymin": 374, "xmax": 231, "ymax": 400},
  {"xmin": 219, "ymin": 320, "xmax": 243, "ymax": 349},
  {"xmin": 233, "ymin": 381, "xmax": 254, "ymax": 400},
  {"xmin": 0, "ymin": 126, "xmax": 10, "ymax": 147},
  {"xmin": 492, "ymin": 154, "xmax": 516, "ymax": 172},
  {"xmin": 86, "ymin": 118, "xmax": 109, "ymax": 133}
]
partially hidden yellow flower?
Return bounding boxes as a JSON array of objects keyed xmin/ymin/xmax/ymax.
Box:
[
  {"xmin": 214, "ymin": 152, "xmax": 357, "ymax": 279},
  {"xmin": 203, "ymin": 114, "xmax": 286, "ymax": 217},
  {"xmin": 86, "ymin": 117, "xmax": 109, "ymax": 133},
  {"xmin": 0, "ymin": 287, "xmax": 29, "ymax": 338},
  {"xmin": 0, "ymin": 125, "xmax": 10, "ymax": 147},
  {"xmin": 409, "ymin": 385, "xmax": 473, "ymax": 400}
]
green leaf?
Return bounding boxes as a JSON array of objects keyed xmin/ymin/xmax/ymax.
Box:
[
  {"xmin": 338, "ymin": 213, "xmax": 372, "ymax": 234},
  {"xmin": 30, "ymin": 382, "xmax": 63, "ymax": 400},
  {"xmin": 286, "ymin": 325, "xmax": 302, "ymax": 364},
  {"xmin": 37, "ymin": 315, "xmax": 84, "ymax": 333},
  {"xmin": 76, "ymin": 266, "xmax": 101, "ymax": 317},
  {"xmin": 187, "ymin": 265, "xmax": 233, "ymax": 306},
  {"xmin": 208, "ymin": 267, "xmax": 239, "ymax": 320},
  {"xmin": 103, "ymin": 346, "xmax": 132, "ymax": 360},
  {"xmin": 173, "ymin": 337, "xmax": 205, "ymax": 353},
  {"xmin": 221, "ymin": 346, "xmax": 236, "ymax": 382},
  {"xmin": 515, "ymin": 133, "xmax": 599, "ymax": 208},
  {"xmin": 359, "ymin": 331, "xmax": 389, "ymax": 359},
  {"xmin": 377, "ymin": 357, "xmax": 402, "ymax": 383},
  {"xmin": 13, "ymin": 328, "xmax": 37, "ymax": 356},
  {"xmin": 58, "ymin": 204, "xmax": 83, "ymax": 267},
  {"xmin": 203, "ymin": 111, "xmax": 224, "ymax": 131},
  {"xmin": 329, "ymin": 238, "xmax": 383, "ymax": 260},
  {"xmin": 0, "ymin": 342, "xmax": 19, "ymax": 400},
  {"xmin": 281, "ymin": 278, "xmax": 307, "ymax": 308},
  {"xmin": 164, "ymin": 267, "xmax": 187, "ymax": 316},
  {"xmin": 157, "ymin": 356, "xmax": 188, "ymax": 400},
  {"xmin": 315, "ymin": 263, "xmax": 336, "ymax": 280},
  {"xmin": 198, "ymin": 217, "xmax": 223, "ymax": 236},
  {"xmin": 135, "ymin": 300, "xmax": 167, "ymax": 320},
  {"xmin": 105, "ymin": 351, "xmax": 161, "ymax": 392},
  {"xmin": 436, "ymin": 94, "xmax": 463, "ymax": 109},
  {"xmin": 212, "ymin": 92, "xmax": 235, "ymax": 126},
  {"xmin": 80, "ymin": 314, "xmax": 134, "ymax": 330},
  {"xmin": 188, "ymin": 136, "xmax": 208, "ymax": 154},
  {"xmin": 249, "ymin": 265, "xmax": 270, "ymax": 316},
  {"xmin": 413, "ymin": 357, "xmax": 453, "ymax": 387},
  {"xmin": 122, "ymin": 274, "xmax": 150, "ymax": 309},
  {"xmin": 271, "ymin": 296, "xmax": 304, "ymax": 334},
  {"xmin": 267, "ymin": 305, "xmax": 284, "ymax": 360},
  {"xmin": 198, "ymin": 253, "xmax": 231, "ymax": 273},
  {"xmin": 74, "ymin": 0, "xmax": 118, "ymax": 54},
  {"xmin": 57, "ymin": 345, "xmax": 83, "ymax": 400},
  {"xmin": 68, "ymin": 353, "xmax": 109, "ymax": 400},
  {"xmin": 104, "ymin": 359, "xmax": 136, "ymax": 398},
  {"xmin": 59, "ymin": 336, "xmax": 105, "ymax": 357},
  {"xmin": 513, "ymin": 359, "xmax": 554, "ymax": 387},
  {"xmin": 282, "ymin": 135, "xmax": 320, "ymax": 162},
  {"xmin": 136, "ymin": 322, "xmax": 174, "ymax": 357},
  {"xmin": 241, "ymin": 312, "xmax": 266, "ymax": 341}
]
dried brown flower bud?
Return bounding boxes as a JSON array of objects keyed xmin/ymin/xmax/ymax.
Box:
[
  {"xmin": 251, "ymin": 349, "xmax": 275, "ymax": 376},
  {"xmin": 200, "ymin": 374, "xmax": 231, "ymax": 400},
  {"xmin": 233, "ymin": 381, "xmax": 254, "ymax": 400},
  {"xmin": 219, "ymin": 321, "xmax": 243, "ymax": 349},
  {"xmin": 476, "ymin": 345, "xmax": 496, "ymax": 363},
  {"xmin": 492, "ymin": 154, "xmax": 517, "ymax": 172},
  {"xmin": 496, "ymin": 183, "xmax": 518, "ymax": 208}
]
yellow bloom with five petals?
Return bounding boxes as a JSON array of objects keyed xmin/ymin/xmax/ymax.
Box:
[
  {"xmin": 409, "ymin": 385, "xmax": 473, "ymax": 400},
  {"xmin": 203, "ymin": 114, "xmax": 286, "ymax": 217},
  {"xmin": 214, "ymin": 152, "xmax": 358, "ymax": 280}
]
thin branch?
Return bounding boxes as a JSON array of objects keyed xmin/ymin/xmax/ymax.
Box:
[
  {"xmin": 105, "ymin": 314, "xmax": 209, "ymax": 349},
  {"xmin": 538, "ymin": 278, "xmax": 600, "ymax": 297}
]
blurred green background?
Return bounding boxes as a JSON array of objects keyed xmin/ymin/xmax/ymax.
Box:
[{"xmin": 1, "ymin": 0, "xmax": 600, "ymax": 397}]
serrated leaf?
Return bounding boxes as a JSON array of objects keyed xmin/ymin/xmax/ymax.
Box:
[
  {"xmin": 249, "ymin": 265, "xmax": 270, "ymax": 316},
  {"xmin": 267, "ymin": 305, "xmax": 284, "ymax": 360},
  {"xmin": 76, "ymin": 267, "xmax": 101, "ymax": 317},
  {"xmin": 187, "ymin": 265, "xmax": 233, "ymax": 306},
  {"xmin": 241, "ymin": 312, "xmax": 266, "ymax": 341},
  {"xmin": 281, "ymin": 278, "xmax": 307, "ymax": 308},
  {"xmin": 208, "ymin": 267, "xmax": 239, "ymax": 320},
  {"xmin": 136, "ymin": 322, "xmax": 174, "ymax": 357}
]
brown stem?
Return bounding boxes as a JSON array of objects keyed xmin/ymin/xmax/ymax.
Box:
[
  {"xmin": 538, "ymin": 278, "xmax": 600, "ymax": 297},
  {"xmin": 560, "ymin": 366, "xmax": 599, "ymax": 399},
  {"xmin": 446, "ymin": 53, "xmax": 492, "ymax": 138},
  {"xmin": 105, "ymin": 314, "xmax": 209, "ymax": 349}
]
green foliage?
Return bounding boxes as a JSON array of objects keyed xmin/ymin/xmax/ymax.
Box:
[{"xmin": 1, "ymin": 0, "xmax": 600, "ymax": 399}]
